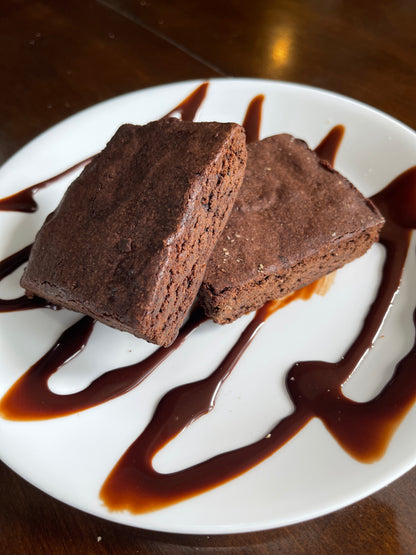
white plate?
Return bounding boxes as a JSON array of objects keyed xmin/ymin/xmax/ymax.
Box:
[{"xmin": 0, "ymin": 79, "xmax": 416, "ymax": 534}]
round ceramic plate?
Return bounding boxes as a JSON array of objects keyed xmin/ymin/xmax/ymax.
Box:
[{"xmin": 0, "ymin": 79, "xmax": 415, "ymax": 534}]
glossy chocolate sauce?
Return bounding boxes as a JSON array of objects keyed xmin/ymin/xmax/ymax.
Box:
[
  {"xmin": 242, "ymin": 94, "xmax": 264, "ymax": 144},
  {"xmin": 162, "ymin": 82, "xmax": 209, "ymax": 122},
  {"xmin": 0, "ymin": 244, "xmax": 57, "ymax": 311},
  {"xmin": 314, "ymin": 124, "xmax": 345, "ymax": 166},
  {"xmin": 0, "ymin": 308, "xmax": 205, "ymax": 420},
  {"xmin": 0, "ymin": 86, "xmax": 415, "ymax": 515},
  {"xmin": 0, "ymin": 158, "xmax": 93, "ymax": 213},
  {"xmin": 0, "ymin": 275, "xmax": 328, "ymax": 421}
]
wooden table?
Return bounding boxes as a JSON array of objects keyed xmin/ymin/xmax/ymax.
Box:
[{"xmin": 1, "ymin": 1, "xmax": 415, "ymax": 553}]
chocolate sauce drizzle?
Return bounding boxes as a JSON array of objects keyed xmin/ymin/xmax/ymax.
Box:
[
  {"xmin": 0, "ymin": 309, "xmax": 205, "ymax": 420},
  {"xmin": 0, "ymin": 244, "xmax": 57, "ymax": 311},
  {"xmin": 0, "ymin": 158, "xmax": 93, "ymax": 213},
  {"xmin": 0, "ymin": 84, "xmax": 415, "ymax": 515},
  {"xmin": 0, "ymin": 274, "xmax": 328, "ymax": 421},
  {"xmin": 314, "ymin": 124, "xmax": 345, "ymax": 166},
  {"xmin": 242, "ymin": 94, "xmax": 264, "ymax": 144},
  {"xmin": 162, "ymin": 82, "xmax": 209, "ymax": 122}
]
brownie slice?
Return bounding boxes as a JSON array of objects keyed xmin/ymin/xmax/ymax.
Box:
[
  {"xmin": 199, "ymin": 133, "xmax": 384, "ymax": 324},
  {"xmin": 21, "ymin": 119, "xmax": 247, "ymax": 345}
]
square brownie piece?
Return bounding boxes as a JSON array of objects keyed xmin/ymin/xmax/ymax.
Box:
[
  {"xmin": 21, "ymin": 119, "xmax": 247, "ymax": 345},
  {"xmin": 199, "ymin": 133, "xmax": 384, "ymax": 323}
]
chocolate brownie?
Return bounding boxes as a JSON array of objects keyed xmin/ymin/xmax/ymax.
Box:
[
  {"xmin": 199, "ymin": 133, "xmax": 384, "ymax": 323},
  {"xmin": 21, "ymin": 119, "xmax": 247, "ymax": 345}
]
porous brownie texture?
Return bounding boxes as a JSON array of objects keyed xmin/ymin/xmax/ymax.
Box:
[
  {"xmin": 21, "ymin": 119, "xmax": 247, "ymax": 345},
  {"xmin": 199, "ymin": 133, "xmax": 384, "ymax": 323}
]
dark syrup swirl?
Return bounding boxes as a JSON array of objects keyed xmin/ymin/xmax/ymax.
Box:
[
  {"xmin": 242, "ymin": 94, "xmax": 264, "ymax": 144},
  {"xmin": 0, "ymin": 276, "xmax": 329, "ymax": 420},
  {"xmin": 162, "ymin": 82, "xmax": 209, "ymax": 122},
  {"xmin": 100, "ymin": 165, "xmax": 416, "ymax": 513},
  {"xmin": 314, "ymin": 124, "xmax": 345, "ymax": 166},
  {"xmin": 0, "ymin": 309, "xmax": 205, "ymax": 420},
  {"xmin": 0, "ymin": 244, "xmax": 57, "ymax": 311},
  {"xmin": 0, "ymin": 85, "xmax": 415, "ymax": 515},
  {"xmin": 0, "ymin": 158, "xmax": 93, "ymax": 213}
]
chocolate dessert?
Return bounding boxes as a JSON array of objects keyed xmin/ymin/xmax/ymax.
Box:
[
  {"xmin": 199, "ymin": 133, "xmax": 384, "ymax": 323},
  {"xmin": 2, "ymin": 81, "xmax": 415, "ymax": 517},
  {"xmin": 21, "ymin": 119, "xmax": 247, "ymax": 345}
]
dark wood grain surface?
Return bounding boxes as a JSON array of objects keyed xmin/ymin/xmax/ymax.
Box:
[{"xmin": 1, "ymin": 1, "xmax": 415, "ymax": 553}]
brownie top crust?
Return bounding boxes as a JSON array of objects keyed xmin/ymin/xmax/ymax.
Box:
[
  {"xmin": 21, "ymin": 118, "xmax": 247, "ymax": 345},
  {"xmin": 202, "ymin": 133, "xmax": 384, "ymax": 294}
]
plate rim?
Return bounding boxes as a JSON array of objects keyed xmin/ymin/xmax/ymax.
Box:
[{"xmin": 0, "ymin": 77, "xmax": 415, "ymax": 534}]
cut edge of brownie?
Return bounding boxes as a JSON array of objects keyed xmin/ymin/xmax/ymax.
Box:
[
  {"xmin": 134, "ymin": 124, "xmax": 248, "ymax": 344},
  {"xmin": 199, "ymin": 219, "xmax": 383, "ymax": 324},
  {"xmin": 198, "ymin": 133, "xmax": 385, "ymax": 325}
]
